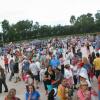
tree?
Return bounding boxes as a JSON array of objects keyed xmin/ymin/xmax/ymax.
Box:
[
  {"xmin": 15, "ymin": 20, "xmax": 33, "ymax": 40},
  {"xmin": 8, "ymin": 24, "xmax": 17, "ymax": 41},
  {"xmin": 1, "ymin": 20, "xmax": 10, "ymax": 34},
  {"xmin": 39, "ymin": 25, "xmax": 52, "ymax": 37},
  {"xmin": 1, "ymin": 20, "xmax": 10, "ymax": 42},
  {"xmin": 95, "ymin": 11, "xmax": 100, "ymax": 22},
  {"xmin": 32, "ymin": 22, "xmax": 40, "ymax": 38},
  {"xmin": 70, "ymin": 15, "xmax": 76, "ymax": 25},
  {"xmin": 74, "ymin": 13, "xmax": 94, "ymax": 33},
  {"xmin": 95, "ymin": 11, "xmax": 100, "ymax": 31},
  {"xmin": 0, "ymin": 12, "xmax": 100, "ymax": 42}
]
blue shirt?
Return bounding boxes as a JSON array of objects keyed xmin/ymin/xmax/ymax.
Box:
[
  {"xmin": 83, "ymin": 64, "xmax": 91, "ymax": 72},
  {"xmin": 50, "ymin": 58, "xmax": 60, "ymax": 69},
  {"xmin": 25, "ymin": 91, "xmax": 40, "ymax": 100}
]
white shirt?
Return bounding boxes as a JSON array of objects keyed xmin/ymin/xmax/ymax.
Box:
[
  {"xmin": 64, "ymin": 68, "xmax": 73, "ymax": 79},
  {"xmin": 71, "ymin": 65, "xmax": 77, "ymax": 76},
  {"xmin": 35, "ymin": 61, "xmax": 41, "ymax": 71},
  {"xmin": 81, "ymin": 46, "xmax": 88, "ymax": 58},
  {"xmin": 29, "ymin": 63, "xmax": 39, "ymax": 75}
]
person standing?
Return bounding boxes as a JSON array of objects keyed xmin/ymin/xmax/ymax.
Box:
[
  {"xmin": 76, "ymin": 81, "xmax": 91, "ymax": 100},
  {"xmin": 0, "ymin": 65, "xmax": 8, "ymax": 93},
  {"xmin": 50, "ymin": 55, "xmax": 60, "ymax": 69},
  {"xmin": 4, "ymin": 55, "xmax": 9, "ymax": 73},
  {"xmin": 35, "ymin": 59, "xmax": 41, "ymax": 82},
  {"xmin": 9, "ymin": 55, "xmax": 15, "ymax": 81},
  {"xmin": 93, "ymin": 52, "xmax": 100, "ymax": 79},
  {"xmin": 13, "ymin": 55, "xmax": 21, "ymax": 83},
  {"xmin": 64, "ymin": 64, "xmax": 74, "ymax": 88},
  {"xmin": 59, "ymin": 54, "xmax": 65, "ymax": 75},
  {"xmin": 29, "ymin": 60, "xmax": 40, "ymax": 89},
  {"xmin": 52, "ymin": 68, "xmax": 63, "ymax": 88},
  {"xmin": 98, "ymin": 75, "xmax": 100, "ymax": 100},
  {"xmin": 44, "ymin": 66, "xmax": 55, "ymax": 93},
  {"xmin": 57, "ymin": 78, "xmax": 69, "ymax": 100},
  {"xmin": 95, "ymin": 34, "xmax": 100, "ymax": 51}
]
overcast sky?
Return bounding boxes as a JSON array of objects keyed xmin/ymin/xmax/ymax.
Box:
[{"xmin": 0, "ymin": 0, "xmax": 100, "ymax": 26}]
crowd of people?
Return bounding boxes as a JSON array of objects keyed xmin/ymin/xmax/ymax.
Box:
[{"xmin": 0, "ymin": 34, "xmax": 100, "ymax": 100}]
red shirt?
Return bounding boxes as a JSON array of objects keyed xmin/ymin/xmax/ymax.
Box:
[
  {"xmin": 4, "ymin": 57, "xmax": 8, "ymax": 64},
  {"xmin": 98, "ymin": 75, "xmax": 100, "ymax": 90}
]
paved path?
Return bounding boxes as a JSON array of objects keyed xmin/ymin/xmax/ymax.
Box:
[{"xmin": 0, "ymin": 74, "xmax": 47, "ymax": 100}]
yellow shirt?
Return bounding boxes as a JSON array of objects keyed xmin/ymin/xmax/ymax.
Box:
[
  {"xmin": 93, "ymin": 58, "xmax": 100, "ymax": 70},
  {"xmin": 57, "ymin": 85, "xmax": 68, "ymax": 100}
]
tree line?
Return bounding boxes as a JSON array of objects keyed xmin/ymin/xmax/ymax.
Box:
[{"xmin": 0, "ymin": 11, "xmax": 100, "ymax": 43}]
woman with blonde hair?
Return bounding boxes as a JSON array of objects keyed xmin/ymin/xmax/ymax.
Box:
[
  {"xmin": 76, "ymin": 81, "xmax": 91, "ymax": 100},
  {"xmin": 82, "ymin": 57, "xmax": 92, "ymax": 78},
  {"xmin": 82, "ymin": 57, "xmax": 89, "ymax": 64}
]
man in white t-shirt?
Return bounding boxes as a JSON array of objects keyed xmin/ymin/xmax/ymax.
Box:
[{"xmin": 29, "ymin": 60, "xmax": 40, "ymax": 88}]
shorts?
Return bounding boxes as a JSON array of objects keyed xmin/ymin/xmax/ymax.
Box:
[
  {"xmin": 31, "ymin": 75, "xmax": 39, "ymax": 80},
  {"xmin": 33, "ymin": 75, "xmax": 39, "ymax": 80}
]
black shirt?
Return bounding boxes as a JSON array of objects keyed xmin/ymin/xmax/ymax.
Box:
[{"xmin": 44, "ymin": 70, "xmax": 55, "ymax": 85}]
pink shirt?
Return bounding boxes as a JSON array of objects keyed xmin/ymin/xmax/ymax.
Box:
[{"xmin": 77, "ymin": 89, "xmax": 91, "ymax": 100}]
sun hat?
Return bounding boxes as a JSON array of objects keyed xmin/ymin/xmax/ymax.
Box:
[
  {"xmin": 79, "ymin": 68, "xmax": 88, "ymax": 80},
  {"xmin": 79, "ymin": 69, "xmax": 91, "ymax": 87},
  {"xmin": 79, "ymin": 72, "xmax": 88, "ymax": 80}
]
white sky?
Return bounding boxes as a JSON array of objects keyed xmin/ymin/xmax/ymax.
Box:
[{"xmin": 0, "ymin": 0, "xmax": 100, "ymax": 26}]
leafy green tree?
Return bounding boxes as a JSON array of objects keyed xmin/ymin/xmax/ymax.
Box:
[
  {"xmin": 15, "ymin": 20, "xmax": 33, "ymax": 40},
  {"xmin": 74, "ymin": 13, "xmax": 94, "ymax": 33},
  {"xmin": 1, "ymin": 12, "xmax": 100, "ymax": 42},
  {"xmin": 95, "ymin": 11, "xmax": 100, "ymax": 22},
  {"xmin": 70, "ymin": 15, "xmax": 76, "ymax": 25},
  {"xmin": 95, "ymin": 11, "xmax": 100, "ymax": 31},
  {"xmin": 1, "ymin": 20, "xmax": 10, "ymax": 34},
  {"xmin": 32, "ymin": 22, "xmax": 40, "ymax": 38},
  {"xmin": 8, "ymin": 24, "xmax": 17, "ymax": 41},
  {"xmin": 39, "ymin": 25, "xmax": 52, "ymax": 37},
  {"xmin": 1, "ymin": 20, "xmax": 10, "ymax": 42}
]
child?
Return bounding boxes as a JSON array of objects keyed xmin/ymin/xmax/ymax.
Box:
[{"xmin": 22, "ymin": 72, "xmax": 30, "ymax": 84}]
